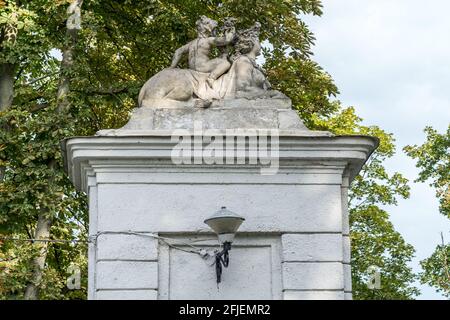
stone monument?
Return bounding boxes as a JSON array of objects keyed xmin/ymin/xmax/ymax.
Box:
[{"xmin": 62, "ymin": 16, "xmax": 378, "ymax": 300}]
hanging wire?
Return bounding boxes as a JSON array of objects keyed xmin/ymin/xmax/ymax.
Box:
[
  {"xmin": 0, "ymin": 237, "xmax": 88, "ymax": 244},
  {"xmin": 0, "ymin": 231, "xmax": 220, "ymax": 260}
]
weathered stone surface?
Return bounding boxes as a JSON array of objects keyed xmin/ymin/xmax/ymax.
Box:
[
  {"xmin": 282, "ymin": 262, "xmax": 344, "ymax": 290},
  {"xmin": 140, "ymin": 97, "xmax": 292, "ymax": 110},
  {"xmin": 283, "ymin": 290, "xmax": 344, "ymax": 300},
  {"xmin": 341, "ymin": 182, "xmax": 350, "ymax": 236},
  {"xmin": 87, "ymin": 180, "xmax": 98, "ymax": 300},
  {"xmin": 97, "ymin": 233, "xmax": 158, "ymax": 261},
  {"xmin": 278, "ymin": 109, "xmax": 307, "ymax": 130},
  {"xmin": 62, "ymin": 134, "xmax": 377, "ymax": 300},
  {"xmin": 121, "ymin": 108, "xmax": 155, "ymax": 130},
  {"xmin": 343, "ymin": 235, "xmax": 351, "ymax": 264},
  {"xmin": 63, "ymin": 134, "xmax": 377, "ymax": 195},
  {"xmin": 281, "ymin": 234, "xmax": 343, "ymax": 262},
  {"xmin": 96, "ymin": 289, "xmax": 158, "ymax": 300},
  {"xmin": 98, "ymin": 101, "xmax": 309, "ymax": 133},
  {"xmin": 199, "ymin": 108, "xmax": 278, "ymax": 129},
  {"xmin": 344, "ymin": 263, "xmax": 352, "ymax": 292},
  {"xmin": 96, "ymin": 184, "xmax": 343, "ymax": 233},
  {"xmin": 159, "ymin": 239, "xmax": 281, "ymax": 300},
  {"xmin": 152, "ymin": 108, "xmax": 195, "ymax": 129},
  {"xmin": 220, "ymin": 98, "xmax": 291, "ymax": 109},
  {"xmin": 96, "ymin": 261, "xmax": 158, "ymax": 290}
]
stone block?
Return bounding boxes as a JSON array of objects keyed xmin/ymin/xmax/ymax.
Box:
[
  {"xmin": 344, "ymin": 263, "xmax": 352, "ymax": 292},
  {"xmin": 282, "ymin": 234, "xmax": 343, "ymax": 262},
  {"xmin": 343, "ymin": 235, "xmax": 351, "ymax": 264},
  {"xmin": 96, "ymin": 261, "xmax": 158, "ymax": 290},
  {"xmin": 282, "ymin": 262, "xmax": 344, "ymax": 290},
  {"xmin": 97, "ymin": 233, "xmax": 158, "ymax": 261},
  {"xmin": 96, "ymin": 289, "xmax": 158, "ymax": 300},
  {"xmin": 283, "ymin": 290, "xmax": 344, "ymax": 300},
  {"xmin": 278, "ymin": 110, "xmax": 308, "ymax": 130}
]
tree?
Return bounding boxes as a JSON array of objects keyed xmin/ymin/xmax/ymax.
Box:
[
  {"xmin": 1, "ymin": 0, "xmax": 418, "ymax": 299},
  {"xmin": 312, "ymin": 107, "xmax": 418, "ymax": 299},
  {"xmin": 1, "ymin": 0, "xmax": 87, "ymax": 299},
  {"xmin": 405, "ymin": 125, "xmax": 450, "ymax": 297},
  {"xmin": 405, "ymin": 126, "xmax": 450, "ymax": 218}
]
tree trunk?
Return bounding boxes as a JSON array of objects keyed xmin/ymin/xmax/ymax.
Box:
[
  {"xmin": 0, "ymin": 63, "xmax": 15, "ymax": 182},
  {"xmin": 1, "ymin": 14, "xmax": 18, "ymax": 181},
  {"xmin": 23, "ymin": 0, "xmax": 83, "ymax": 299},
  {"xmin": 23, "ymin": 213, "xmax": 52, "ymax": 300},
  {"xmin": 0, "ymin": 63, "xmax": 15, "ymax": 110},
  {"xmin": 57, "ymin": 0, "xmax": 83, "ymax": 113},
  {"xmin": 0, "ymin": 12, "xmax": 18, "ymax": 111}
]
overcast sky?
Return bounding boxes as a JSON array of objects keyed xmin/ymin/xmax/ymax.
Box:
[{"xmin": 303, "ymin": 0, "xmax": 450, "ymax": 299}]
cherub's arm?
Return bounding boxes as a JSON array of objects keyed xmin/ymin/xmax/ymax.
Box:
[
  {"xmin": 210, "ymin": 28, "xmax": 236, "ymax": 47},
  {"xmin": 170, "ymin": 43, "xmax": 190, "ymax": 68}
]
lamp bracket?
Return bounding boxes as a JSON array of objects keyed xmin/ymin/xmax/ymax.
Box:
[{"xmin": 215, "ymin": 241, "xmax": 232, "ymax": 284}]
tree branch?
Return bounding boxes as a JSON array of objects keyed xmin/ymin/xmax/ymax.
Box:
[{"xmin": 73, "ymin": 87, "xmax": 129, "ymax": 96}]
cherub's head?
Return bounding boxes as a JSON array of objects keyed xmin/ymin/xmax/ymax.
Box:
[
  {"xmin": 234, "ymin": 22, "xmax": 262, "ymax": 57},
  {"xmin": 196, "ymin": 16, "xmax": 218, "ymax": 38}
]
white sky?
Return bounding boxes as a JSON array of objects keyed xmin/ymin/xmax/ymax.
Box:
[{"xmin": 303, "ymin": 0, "xmax": 450, "ymax": 299}]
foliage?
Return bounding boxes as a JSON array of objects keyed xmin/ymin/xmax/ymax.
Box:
[
  {"xmin": 404, "ymin": 126, "xmax": 450, "ymax": 218},
  {"xmin": 311, "ymin": 106, "xmax": 418, "ymax": 299},
  {"xmin": 0, "ymin": 0, "xmax": 88, "ymax": 299},
  {"xmin": 265, "ymin": 56, "xmax": 340, "ymax": 127},
  {"xmin": 0, "ymin": 235, "xmax": 88, "ymax": 300},
  {"xmin": 0, "ymin": 0, "xmax": 419, "ymax": 299},
  {"xmin": 350, "ymin": 206, "xmax": 418, "ymax": 299},
  {"xmin": 419, "ymin": 242, "xmax": 450, "ymax": 298},
  {"xmin": 405, "ymin": 126, "xmax": 450, "ymax": 297}
]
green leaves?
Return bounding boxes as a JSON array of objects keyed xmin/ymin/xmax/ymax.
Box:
[
  {"xmin": 419, "ymin": 243, "xmax": 450, "ymax": 298},
  {"xmin": 265, "ymin": 56, "xmax": 339, "ymax": 126},
  {"xmin": 350, "ymin": 205, "xmax": 419, "ymax": 299},
  {"xmin": 311, "ymin": 106, "xmax": 418, "ymax": 298},
  {"xmin": 0, "ymin": 1, "xmax": 52, "ymax": 64},
  {"xmin": 311, "ymin": 106, "xmax": 411, "ymax": 208},
  {"xmin": 404, "ymin": 125, "xmax": 450, "ymax": 218},
  {"xmin": 405, "ymin": 126, "xmax": 450, "ymax": 297}
]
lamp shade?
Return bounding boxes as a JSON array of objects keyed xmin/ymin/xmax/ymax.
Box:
[{"xmin": 204, "ymin": 207, "xmax": 245, "ymax": 241}]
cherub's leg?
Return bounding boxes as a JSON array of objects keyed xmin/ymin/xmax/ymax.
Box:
[
  {"xmin": 209, "ymin": 59, "xmax": 231, "ymax": 80},
  {"xmin": 194, "ymin": 59, "xmax": 222, "ymax": 73}
]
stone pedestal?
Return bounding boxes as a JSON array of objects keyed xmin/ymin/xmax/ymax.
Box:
[{"xmin": 63, "ymin": 115, "xmax": 377, "ymax": 300}]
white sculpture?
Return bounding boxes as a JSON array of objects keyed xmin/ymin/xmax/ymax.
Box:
[
  {"xmin": 169, "ymin": 16, "xmax": 235, "ymax": 88},
  {"xmin": 138, "ymin": 17, "xmax": 286, "ymax": 108}
]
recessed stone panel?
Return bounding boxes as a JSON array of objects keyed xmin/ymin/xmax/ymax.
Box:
[{"xmin": 96, "ymin": 261, "xmax": 158, "ymax": 290}]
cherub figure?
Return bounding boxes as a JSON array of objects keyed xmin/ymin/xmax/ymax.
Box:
[{"xmin": 170, "ymin": 16, "xmax": 236, "ymax": 88}]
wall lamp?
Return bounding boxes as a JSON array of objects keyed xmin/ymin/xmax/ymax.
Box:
[{"xmin": 204, "ymin": 206, "xmax": 245, "ymax": 284}]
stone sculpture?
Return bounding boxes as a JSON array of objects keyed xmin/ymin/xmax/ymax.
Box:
[
  {"xmin": 64, "ymin": 17, "xmax": 374, "ymax": 301},
  {"xmin": 138, "ymin": 17, "xmax": 287, "ymax": 108},
  {"xmin": 170, "ymin": 16, "xmax": 235, "ymax": 88},
  {"xmin": 98, "ymin": 16, "xmax": 314, "ymax": 133}
]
